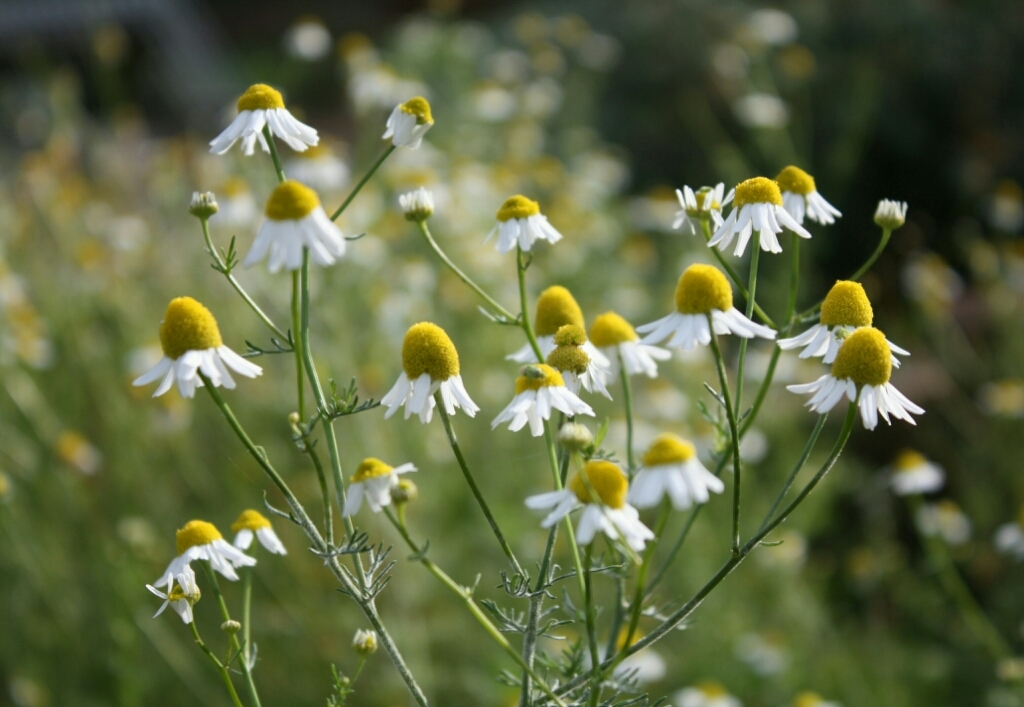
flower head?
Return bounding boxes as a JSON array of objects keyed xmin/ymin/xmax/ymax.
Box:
[
  {"xmin": 637, "ymin": 264, "xmax": 776, "ymax": 350},
  {"xmin": 874, "ymin": 199, "xmax": 908, "ymax": 230},
  {"xmin": 629, "ymin": 433, "xmax": 725, "ymax": 510},
  {"xmin": 792, "ymin": 692, "xmax": 841, "ymax": 707},
  {"xmin": 145, "ymin": 565, "xmax": 200, "ymax": 624},
  {"xmin": 546, "ymin": 325, "xmax": 612, "ymax": 399},
  {"xmin": 243, "ymin": 180, "xmax": 345, "ymax": 273},
  {"xmin": 231, "ymin": 509, "xmax": 287, "ymax": 555},
  {"xmin": 775, "ymin": 166, "xmax": 841, "ymax": 225},
  {"xmin": 381, "ymin": 323, "xmax": 478, "ymax": 423},
  {"xmin": 590, "ymin": 311, "xmax": 671, "ymax": 379},
  {"xmin": 787, "ymin": 327, "xmax": 923, "ymax": 429},
  {"xmin": 399, "ymin": 187, "xmax": 435, "ymax": 221},
  {"xmin": 492, "ymin": 364, "xmax": 594, "ymax": 436},
  {"xmin": 673, "ymin": 183, "xmax": 732, "ymax": 235},
  {"xmin": 383, "ymin": 96, "xmax": 434, "ymax": 149},
  {"xmin": 486, "ymin": 195, "xmax": 564, "ymax": 254},
  {"xmin": 888, "ymin": 449, "xmax": 944, "ymax": 495},
  {"xmin": 344, "ymin": 457, "xmax": 418, "ymax": 516},
  {"xmin": 189, "ymin": 191, "xmax": 219, "ymax": 219},
  {"xmin": 673, "ymin": 681, "xmax": 743, "ymax": 707},
  {"xmin": 352, "ymin": 629, "xmax": 379, "ymax": 657},
  {"xmin": 507, "ymin": 286, "xmax": 611, "ymax": 374},
  {"xmin": 916, "ymin": 500, "xmax": 971, "ymax": 546},
  {"xmin": 132, "ymin": 297, "xmax": 262, "ymax": 398},
  {"xmin": 709, "ymin": 176, "xmax": 812, "ymax": 256},
  {"xmin": 154, "ymin": 519, "xmax": 256, "ymax": 588},
  {"xmin": 210, "ymin": 83, "xmax": 319, "ymax": 155}
]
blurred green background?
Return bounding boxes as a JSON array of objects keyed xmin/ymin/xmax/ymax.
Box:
[{"xmin": 1, "ymin": 1, "xmax": 1023, "ymax": 706}]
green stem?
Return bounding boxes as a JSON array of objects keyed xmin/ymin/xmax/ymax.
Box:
[
  {"xmin": 305, "ymin": 440, "xmax": 334, "ymax": 544},
  {"xmin": 202, "ymin": 563, "xmax": 262, "ymax": 707},
  {"xmin": 796, "ymin": 227, "xmax": 891, "ymax": 323},
  {"xmin": 330, "ymin": 145, "xmax": 395, "ymax": 221},
  {"xmin": 434, "ymin": 393, "xmax": 524, "ymax": 576},
  {"xmin": 618, "ymin": 354, "xmax": 636, "ymax": 475},
  {"xmin": 291, "ymin": 271, "xmax": 306, "ymax": 420},
  {"xmin": 350, "ymin": 656, "xmax": 368, "ymax": 686},
  {"xmin": 517, "ymin": 246, "xmax": 544, "ymax": 361},
  {"xmin": 242, "ymin": 567, "xmax": 253, "ymax": 675},
  {"xmin": 709, "ymin": 324, "xmax": 743, "ymax": 556},
  {"xmin": 190, "ymin": 620, "xmax": 246, "ymax": 707},
  {"xmin": 700, "ymin": 219, "xmax": 775, "ymax": 329},
  {"xmin": 645, "ymin": 500, "xmax": 703, "ymax": 596},
  {"xmin": 262, "ymin": 126, "xmax": 286, "ymax": 183},
  {"xmin": 416, "ymin": 220, "xmax": 515, "ymax": 320},
  {"xmin": 584, "ymin": 546, "xmax": 601, "ymax": 707},
  {"xmin": 757, "ymin": 413, "xmax": 827, "ymax": 533},
  {"xmin": 734, "ymin": 233, "xmax": 761, "ymax": 416}
]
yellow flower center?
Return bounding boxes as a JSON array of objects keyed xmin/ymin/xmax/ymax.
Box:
[
  {"xmin": 775, "ymin": 166, "xmax": 816, "ymax": 196},
  {"xmin": 697, "ymin": 681, "xmax": 728, "ymax": 698},
  {"xmin": 401, "ymin": 322, "xmax": 460, "ymax": 380},
  {"xmin": 674, "ymin": 264, "xmax": 733, "ymax": 314},
  {"xmin": 222, "ymin": 176, "xmax": 249, "ymax": 197},
  {"xmin": 515, "ymin": 364, "xmax": 565, "ymax": 393},
  {"xmin": 793, "ymin": 692, "xmax": 823, "ymax": 707},
  {"xmin": 535, "ymin": 286, "xmax": 585, "ymax": 336},
  {"xmin": 615, "ymin": 626, "xmax": 643, "ymax": 650},
  {"xmin": 687, "ymin": 186, "xmax": 722, "ymax": 216},
  {"xmin": 497, "ymin": 194, "xmax": 541, "ymax": 222},
  {"xmin": 830, "ymin": 327, "xmax": 892, "ymax": 387},
  {"xmin": 236, "ymin": 84, "xmax": 285, "ymax": 112},
  {"xmin": 733, "ymin": 177, "xmax": 783, "ymax": 208},
  {"xmin": 265, "ymin": 180, "xmax": 320, "ymax": 221},
  {"xmin": 400, "ymin": 96, "xmax": 434, "ymax": 124},
  {"xmin": 159, "ymin": 297, "xmax": 223, "ymax": 359},
  {"xmin": 936, "ymin": 499, "xmax": 960, "ymax": 515},
  {"xmin": 176, "ymin": 520, "xmax": 223, "ymax": 555},
  {"xmin": 589, "ymin": 311, "xmax": 638, "ymax": 346},
  {"xmin": 231, "ymin": 509, "xmax": 272, "ymax": 533},
  {"xmin": 546, "ymin": 345, "xmax": 590, "ymax": 375},
  {"xmin": 893, "ymin": 449, "xmax": 927, "ymax": 472},
  {"xmin": 554, "ymin": 324, "xmax": 587, "ymax": 347},
  {"xmin": 167, "ymin": 584, "xmax": 189, "ymax": 602},
  {"xmin": 569, "ymin": 460, "xmax": 628, "ymax": 509},
  {"xmin": 642, "ymin": 433, "xmax": 697, "ymax": 466},
  {"xmin": 352, "ymin": 457, "xmax": 394, "ymax": 483},
  {"xmin": 820, "ymin": 281, "xmax": 874, "ymax": 328}
]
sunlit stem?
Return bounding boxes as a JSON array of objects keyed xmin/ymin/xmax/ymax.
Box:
[
  {"xmin": 734, "ymin": 232, "xmax": 761, "ymax": 416},
  {"xmin": 517, "ymin": 246, "xmax": 544, "ymax": 361},
  {"xmin": 618, "ymin": 352, "xmax": 636, "ymax": 475},
  {"xmin": 201, "ymin": 562, "xmax": 262, "ymax": 707},
  {"xmin": 700, "ymin": 219, "xmax": 775, "ymax": 329},
  {"xmin": 291, "ymin": 272, "xmax": 305, "ymax": 419},
  {"xmin": 709, "ymin": 322, "xmax": 743, "ymax": 556},
  {"xmin": 242, "ymin": 566, "xmax": 253, "ymax": 676},
  {"xmin": 262, "ymin": 125, "xmax": 286, "ymax": 183},
  {"xmin": 189, "ymin": 619, "xmax": 246, "ymax": 707},
  {"xmin": 758, "ymin": 413, "xmax": 827, "ymax": 533},
  {"xmin": 584, "ymin": 545, "xmax": 602, "ymax": 707},
  {"xmin": 350, "ymin": 656, "xmax": 368, "ymax": 686},
  {"xmin": 330, "ymin": 145, "xmax": 396, "ymax": 221},
  {"xmin": 434, "ymin": 394, "xmax": 524, "ymax": 575}
]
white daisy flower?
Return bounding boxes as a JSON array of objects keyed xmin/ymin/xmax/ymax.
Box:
[
  {"xmin": 524, "ymin": 460, "xmax": 653, "ymax": 551},
  {"xmin": 637, "ymin": 264, "xmax": 776, "ymax": 351},
  {"xmin": 399, "ymin": 186, "xmax": 435, "ymax": 221},
  {"xmin": 787, "ymin": 327, "xmax": 924, "ymax": 430},
  {"xmin": 994, "ymin": 507, "xmax": 1024, "ymax": 560},
  {"xmin": 231, "ymin": 509, "xmax": 287, "ymax": 555},
  {"xmin": 708, "ymin": 176, "xmax": 811, "ymax": 256},
  {"xmin": 154, "ymin": 519, "xmax": 256, "ymax": 588},
  {"xmin": 673, "ymin": 183, "xmax": 732, "ymax": 235},
  {"xmin": 775, "ymin": 166, "xmax": 842, "ymax": 226},
  {"xmin": 916, "ymin": 500, "xmax": 972, "ymax": 546},
  {"xmin": 210, "ymin": 83, "xmax": 319, "ymax": 155},
  {"xmin": 352, "ymin": 628, "xmax": 379, "ymax": 656},
  {"xmin": 132, "ymin": 297, "xmax": 262, "ymax": 399},
  {"xmin": 381, "ymin": 322, "xmax": 479, "ymax": 423},
  {"xmin": 887, "ymin": 449, "xmax": 944, "ymax": 495},
  {"xmin": 243, "ymin": 180, "xmax": 345, "ymax": 273},
  {"xmin": 284, "ymin": 143, "xmax": 350, "ymax": 192},
  {"xmin": 545, "ymin": 325, "xmax": 612, "ymax": 399},
  {"xmin": 874, "ymin": 199, "xmax": 908, "ymax": 230},
  {"xmin": 673, "ymin": 681, "xmax": 743, "ymax": 707},
  {"xmin": 492, "ymin": 364, "xmax": 594, "ymax": 436},
  {"xmin": 628, "ymin": 433, "xmax": 725, "ymax": 510},
  {"xmin": 145, "ymin": 565, "xmax": 200, "ymax": 624},
  {"xmin": 343, "ymin": 457, "xmax": 417, "ymax": 516},
  {"xmin": 778, "ymin": 280, "xmax": 910, "ymax": 367},
  {"xmin": 486, "ymin": 195, "xmax": 563, "ymax": 254},
  {"xmin": 188, "ymin": 191, "xmax": 218, "ymax": 219},
  {"xmin": 507, "ymin": 285, "xmax": 612, "ymax": 375},
  {"xmin": 589, "ymin": 311, "xmax": 671, "ymax": 379},
  {"xmin": 792, "ymin": 692, "xmax": 842, "ymax": 707},
  {"xmin": 383, "ymin": 96, "xmax": 434, "ymax": 149}
]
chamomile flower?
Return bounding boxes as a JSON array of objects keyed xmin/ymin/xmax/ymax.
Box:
[
  {"xmin": 637, "ymin": 264, "xmax": 776, "ymax": 350},
  {"xmin": 673, "ymin": 183, "xmax": 732, "ymax": 235},
  {"xmin": 487, "ymin": 195, "xmax": 564, "ymax": 254},
  {"xmin": 154, "ymin": 519, "xmax": 256, "ymax": 588},
  {"xmin": 383, "ymin": 96, "xmax": 434, "ymax": 149},
  {"xmin": 777, "ymin": 281, "xmax": 910, "ymax": 367},
  {"xmin": 381, "ymin": 322, "xmax": 479, "ymax": 423},
  {"xmin": 399, "ymin": 187, "xmax": 435, "ymax": 221},
  {"xmin": 887, "ymin": 449, "xmax": 944, "ymax": 495},
  {"xmin": 792, "ymin": 692, "xmax": 842, "ymax": 707},
  {"xmin": 492, "ymin": 364, "xmax": 594, "ymax": 436},
  {"xmin": 994, "ymin": 506, "xmax": 1024, "ymax": 560},
  {"xmin": 524, "ymin": 460, "xmax": 653, "ymax": 551},
  {"xmin": 210, "ymin": 83, "xmax": 319, "ymax": 155},
  {"xmin": 708, "ymin": 176, "xmax": 811, "ymax": 256},
  {"xmin": 352, "ymin": 629, "xmax": 379, "ymax": 657},
  {"xmin": 589, "ymin": 311, "xmax": 671, "ymax": 379},
  {"xmin": 916, "ymin": 500, "xmax": 972, "ymax": 546},
  {"xmin": 673, "ymin": 681, "xmax": 743, "ymax": 707},
  {"xmin": 775, "ymin": 166, "xmax": 841, "ymax": 226},
  {"xmin": 629, "ymin": 433, "xmax": 725, "ymax": 510},
  {"xmin": 874, "ymin": 199, "xmax": 908, "ymax": 230},
  {"xmin": 545, "ymin": 325, "xmax": 612, "ymax": 399},
  {"xmin": 132, "ymin": 297, "xmax": 262, "ymax": 399},
  {"xmin": 507, "ymin": 285, "xmax": 611, "ymax": 373},
  {"xmin": 343, "ymin": 457, "xmax": 417, "ymax": 516},
  {"xmin": 231, "ymin": 509, "xmax": 287, "ymax": 555},
  {"xmin": 145, "ymin": 565, "xmax": 200, "ymax": 624},
  {"xmin": 243, "ymin": 180, "xmax": 345, "ymax": 273},
  {"xmin": 786, "ymin": 327, "xmax": 924, "ymax": 430}
]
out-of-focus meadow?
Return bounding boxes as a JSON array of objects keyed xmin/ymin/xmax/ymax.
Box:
[{"xmin": 1, "ymin": 1, "xmax": 1024, "ymax": 706}]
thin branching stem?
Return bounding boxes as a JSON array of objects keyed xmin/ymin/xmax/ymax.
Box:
[
  {"xmin": 330, "ymin": 146, "xmax": 395, "ymax": 221},
  {"xmin": 709, "ymin": 323, "xmax": 744, "ymax": 556}
]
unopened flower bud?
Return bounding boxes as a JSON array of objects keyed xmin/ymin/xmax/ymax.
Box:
[
  {"xmin": 399, "ymin": 187, "xmax": 434, "ymax": 222},
  {"xmin": 352, "ymin": 628, "xmax": 378, "ymax": 657},
  {"xmin": 391, "ymin": 478, "xmax": 419, "ymax": 505},
  {"xmin": 221, "ymin": 619, "xmax": 242, "ymax": 634},
  {"xmin": 559, "ymin": 422, "xmax": 594, "ymax": 451},
  {"xmin": 189, "ymin": 191, "xmax": 219, "ymax": 219},
  {"xmin": 874, "ymin": 199, "xmax": 907, "ymax": 230}
]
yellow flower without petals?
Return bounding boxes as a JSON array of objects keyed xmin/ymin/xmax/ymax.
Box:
[
  {"xmin": 733, "ymin": 177, "xmax": 783, "ymax": 208},
  {"xmin": 159, "ymin": 297, "xmax": 223, "ymax": 359},
  {"xmin": 265, "ymin": 180, "xmax": 320, "ymax": 221},
  {"xmin": 893, "ymin": 449, "xmax": 927, "ymax": 472},
  {"xmin": 831, "ymin": 327, "xmax": 892, "ymax": 387},
  {"xmin": 534, "ymin": 286, "xmax": 584, "ymax": 335},
  {"xmin": 352, "ymin": 457, "xmax": 394, "ymax": 483},
  {"xmin": 176, "ymin": 520, "xmax": 224, "ymax": 554},
  {"xmin": 546, "ymin": 345, "xmax": 590, "ymax": 375},
  {"xmin": 399, "ymin": 96, "xmax": 434, "ymax": 125},
  {"xmin": 231, "ymin": 509, "xmax": 272, "ymax": 533},
  {"xmin": 496, "ymin": 195, "xmax": 541, "ymax": 222},
  {"xmin": 236, "ymin": 84, "xmax": 285, "ymax": 112},
  {"xmin": 401, "ymin": 322, "xmax": 460, "ymax": 380},
  {"xmin": 775, "ymin": 166, "xmax": 817, "ymax": 196},
  {"xmin": 569, "ymin": 460, "xmax": 628, "ymax": 509},
  {"xmin": 674, "ymin": 264, "xmax": 733, "ymax": 315},
  {"xmin": 642, "ymin": 433, "xmax": 697, "ymax": 466},
  {"xmin": 820, "ymin": 281, "xmax": 873, "ymax": 328},
  {"xmin": 589, "ymin": 311, "xmax": 638, "ymax": 346},
  {"xmin": 515, "ymin": 364, "xmax": 565, "ymax": 393}
]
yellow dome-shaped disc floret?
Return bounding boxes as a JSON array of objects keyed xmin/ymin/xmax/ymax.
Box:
[
  {"xmin": 642, "ymin": 433, "xmax": 697, "ymax": 466},
  {"xmin": 176, "ymin": 520, "xmax": 224, "ymax": 554},
  {"xmin": 236, "ymin": 84, "xmax": 285, "ymax": 112},
  {"xmin": 793, "ymin": 692, "xmax": 825, "ymax": 707},
  {"xmin": 831, "ymin": 327, "xmax": 892, "ymax": 387},
  {"xmin": 546, "ymin": 345, "xmax": 590, "ymax": 375},
  {"xmin": 697, "ymin": 682, "xmax": 729, "ymax": 699},
  {"xmin": 401, "ymin": 323, "xmax": 460, "ymax": 381},
  {"xmin": 590, "ymin": 311, "xmax": 639, "ymax": 346},
  {"xmin": 893, "ymin": 449, "xmax": 927, "ymax": 472},
  {"xmin": 775, "ymin": 166, "xmax": 817, "ymax": 196},
  {"xmin": 515, "ymin": 364, "xmax": 565, "ymax": 393},
  {"xmin": 497, "ymin": 195, "xmax": 541, "ymax": 222},
  {"xmin": 159, "ymin": 297, "xmax": 223, "ymax": 359},
  {"xmin": 733, "ymin": 177, "xmax": 783, "ymax": 208},
  {"xmin": 820, "ymin": 281, "xmax": 874, "ymax": 328},
  {"xmin": 352, "ymin": 457, "xmax": 394, "ymax": 483},
  {"xmin": 231, "ymin": 509, "xmax": 272, "ymax": 533},
  {"xmin": 553, "ymin": 324, "xmax": 587, "ymax": 347},
  {"xmin": 569, "ymin": 460, "xmax": 628, "ymax": 509},
  {"xmin": 265, "ymin": 180, "xmax": 320, "ymax": 221},
  {"xmin": 535, "ymin": 286, "xmax": 584, "ymax": 335},
  {"xmin": 674, "ymin": 264, "xmax": 733, "ymax": 315},
  {"xmin": 400, "ymin": 96, "xmax": 434, "ymax": 124}
]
